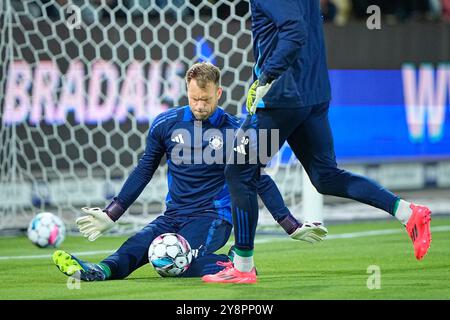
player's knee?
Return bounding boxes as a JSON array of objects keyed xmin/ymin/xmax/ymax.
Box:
[
  {"xmin": 309, "ymin": 175, "xmax": 325, "ymax": 194},
  {"xmin": 310, "ymin": 167, "xmax": 344, "ymax": 195},
  {"xmin": 311, "ymin": 180, "xmax": 329, "ymax": 195}
]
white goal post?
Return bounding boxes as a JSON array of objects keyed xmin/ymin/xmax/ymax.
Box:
[{"xmin": 0, "ymin": 0, "xmax": 321, "ymax": 234}]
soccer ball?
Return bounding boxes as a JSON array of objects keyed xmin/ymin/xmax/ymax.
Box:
[
  {"xmin": 27, "ymin": 212, "xmax": 66, "ymax": 248},
  {"xmin": 148, "ymin": 233, "xmax": 193, "ymax": 277}
]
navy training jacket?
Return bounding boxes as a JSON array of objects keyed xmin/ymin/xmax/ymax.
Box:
[
  {"xmin": 251, "ymin": 0, "xmax": 332, "ymax": 108},
  {"xmin": 114, "ymin": 106, "xmax": 289, "ymax": 224}
]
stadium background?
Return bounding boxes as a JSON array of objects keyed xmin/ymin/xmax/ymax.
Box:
[{"xmin": 0, "ymin": 0, "xmax": 449, "ymax": 234}]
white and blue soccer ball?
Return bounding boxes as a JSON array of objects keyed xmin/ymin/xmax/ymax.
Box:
[
  {"xmin": 148, "ymin": 233, "xmax": 193, "ymax": 277},
  {"xmin": 27, "ymin": 212, "xmax": 66, "ymax": 248}
]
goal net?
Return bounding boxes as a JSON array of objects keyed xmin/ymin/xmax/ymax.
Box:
[{"xmin": 0, "ymin": 0, "xmax": 306, "ymax": 234}]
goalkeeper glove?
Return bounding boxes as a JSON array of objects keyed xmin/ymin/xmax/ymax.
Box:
[
  {"xmin": 76, "ymin": 207, "xmax": 115, "ymax": 241},
  {"xmin": 246, "ymin": 72, "xmax": 276, "ymax": 115},
  {"xmin": 278, "ymin": 214, "xmax": 328, "ymax": 244},
  {"xmin": 289, "ymin": 222, "xmax": 328, "ymax": 243},
  {"xmin": 76, "ymin": 198, "xmax": 125, "ymax": 241}
]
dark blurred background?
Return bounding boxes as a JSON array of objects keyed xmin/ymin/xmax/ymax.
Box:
[{"xmin": 11, "ymin": 0, "xmax": 450, "ymax": 24}]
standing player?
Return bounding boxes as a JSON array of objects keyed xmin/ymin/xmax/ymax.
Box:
[
  {"xmin": 202, "ymin": 0, "xmax": 432, "ymax": 284},
  {"xmin": 52, "ymin": 62, "xmax": 325, "ymax": 281}
]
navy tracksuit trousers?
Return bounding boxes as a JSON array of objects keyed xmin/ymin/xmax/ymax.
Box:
[
  {"xmin": 225, "ymin": 102, "xmax": 400, "ymax": 251},
  {"xmin": 101, "ymin": 214, "xmax": 232, "ymax": 279}
]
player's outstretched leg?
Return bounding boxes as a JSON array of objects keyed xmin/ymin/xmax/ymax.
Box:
[
  {"xmin": 100, "ymin": 216, "xmax": 174, "ymax": 279},
  {"xmin": 287, "ymin": 102, "xmax": 432, "ymax": 259},
  {"xmin": 52, "ymin": 250, "xmax": 110, "ymax": 281}
]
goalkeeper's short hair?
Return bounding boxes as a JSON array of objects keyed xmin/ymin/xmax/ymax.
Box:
[{"xmin": 185, "ymin": 62, "xmax": 221, "ymax": 88}]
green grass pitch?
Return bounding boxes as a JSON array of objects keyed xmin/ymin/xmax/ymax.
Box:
[{"xmin": 1, "ymin": 216, "xmax": 449, "ymax": 300}]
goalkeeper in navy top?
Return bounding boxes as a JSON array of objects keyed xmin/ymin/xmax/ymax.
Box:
[
  {"xmin": 203, "ymin": 0, "xmax": 432, "ymax": 284},
  {"xmin": 52, "ymin": 62, "xmax": 324, "ymax": 281}
]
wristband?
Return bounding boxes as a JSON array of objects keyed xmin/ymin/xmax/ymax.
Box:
[
  {"xmin": 103, "ymin": 197, "xmax": 125, "ymax": 222},
  {"xmin": 278, "ymin": 214, "xmax": 301, "ymax": 235}
]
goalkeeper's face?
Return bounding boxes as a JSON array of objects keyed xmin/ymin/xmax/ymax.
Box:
[{"xmin": 187, "ymin": 79, "xmax": 223, "ymax": 121}]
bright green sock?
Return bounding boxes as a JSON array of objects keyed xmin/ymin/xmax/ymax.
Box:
[
  {"xmin": 98, "ymin": 263, "xmax": 112, "ymax": 279},
  {"xmin": 234, "ymin": 248, "xmax": 253, "ymax": 257},
  {"xmin": 393, "ymin": 199, "xmax": 400, "ymax": 216}
]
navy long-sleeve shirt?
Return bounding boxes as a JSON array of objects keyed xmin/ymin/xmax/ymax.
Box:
[
  {"xmin": 251, "ymin": 0, "xmax": 331, "ymax": 108},
  {"xmin": 115, "ymin": 106, "xmax": 290, "ymax": 224}
]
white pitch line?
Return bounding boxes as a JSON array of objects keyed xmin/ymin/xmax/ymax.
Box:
[
  {"xmin": 231, "ymin": 225, "xmax": 450, "ymax": 245},
  {"xmin": 1, "ymin": 226, "xmax": 449, "ymax": 261}
]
